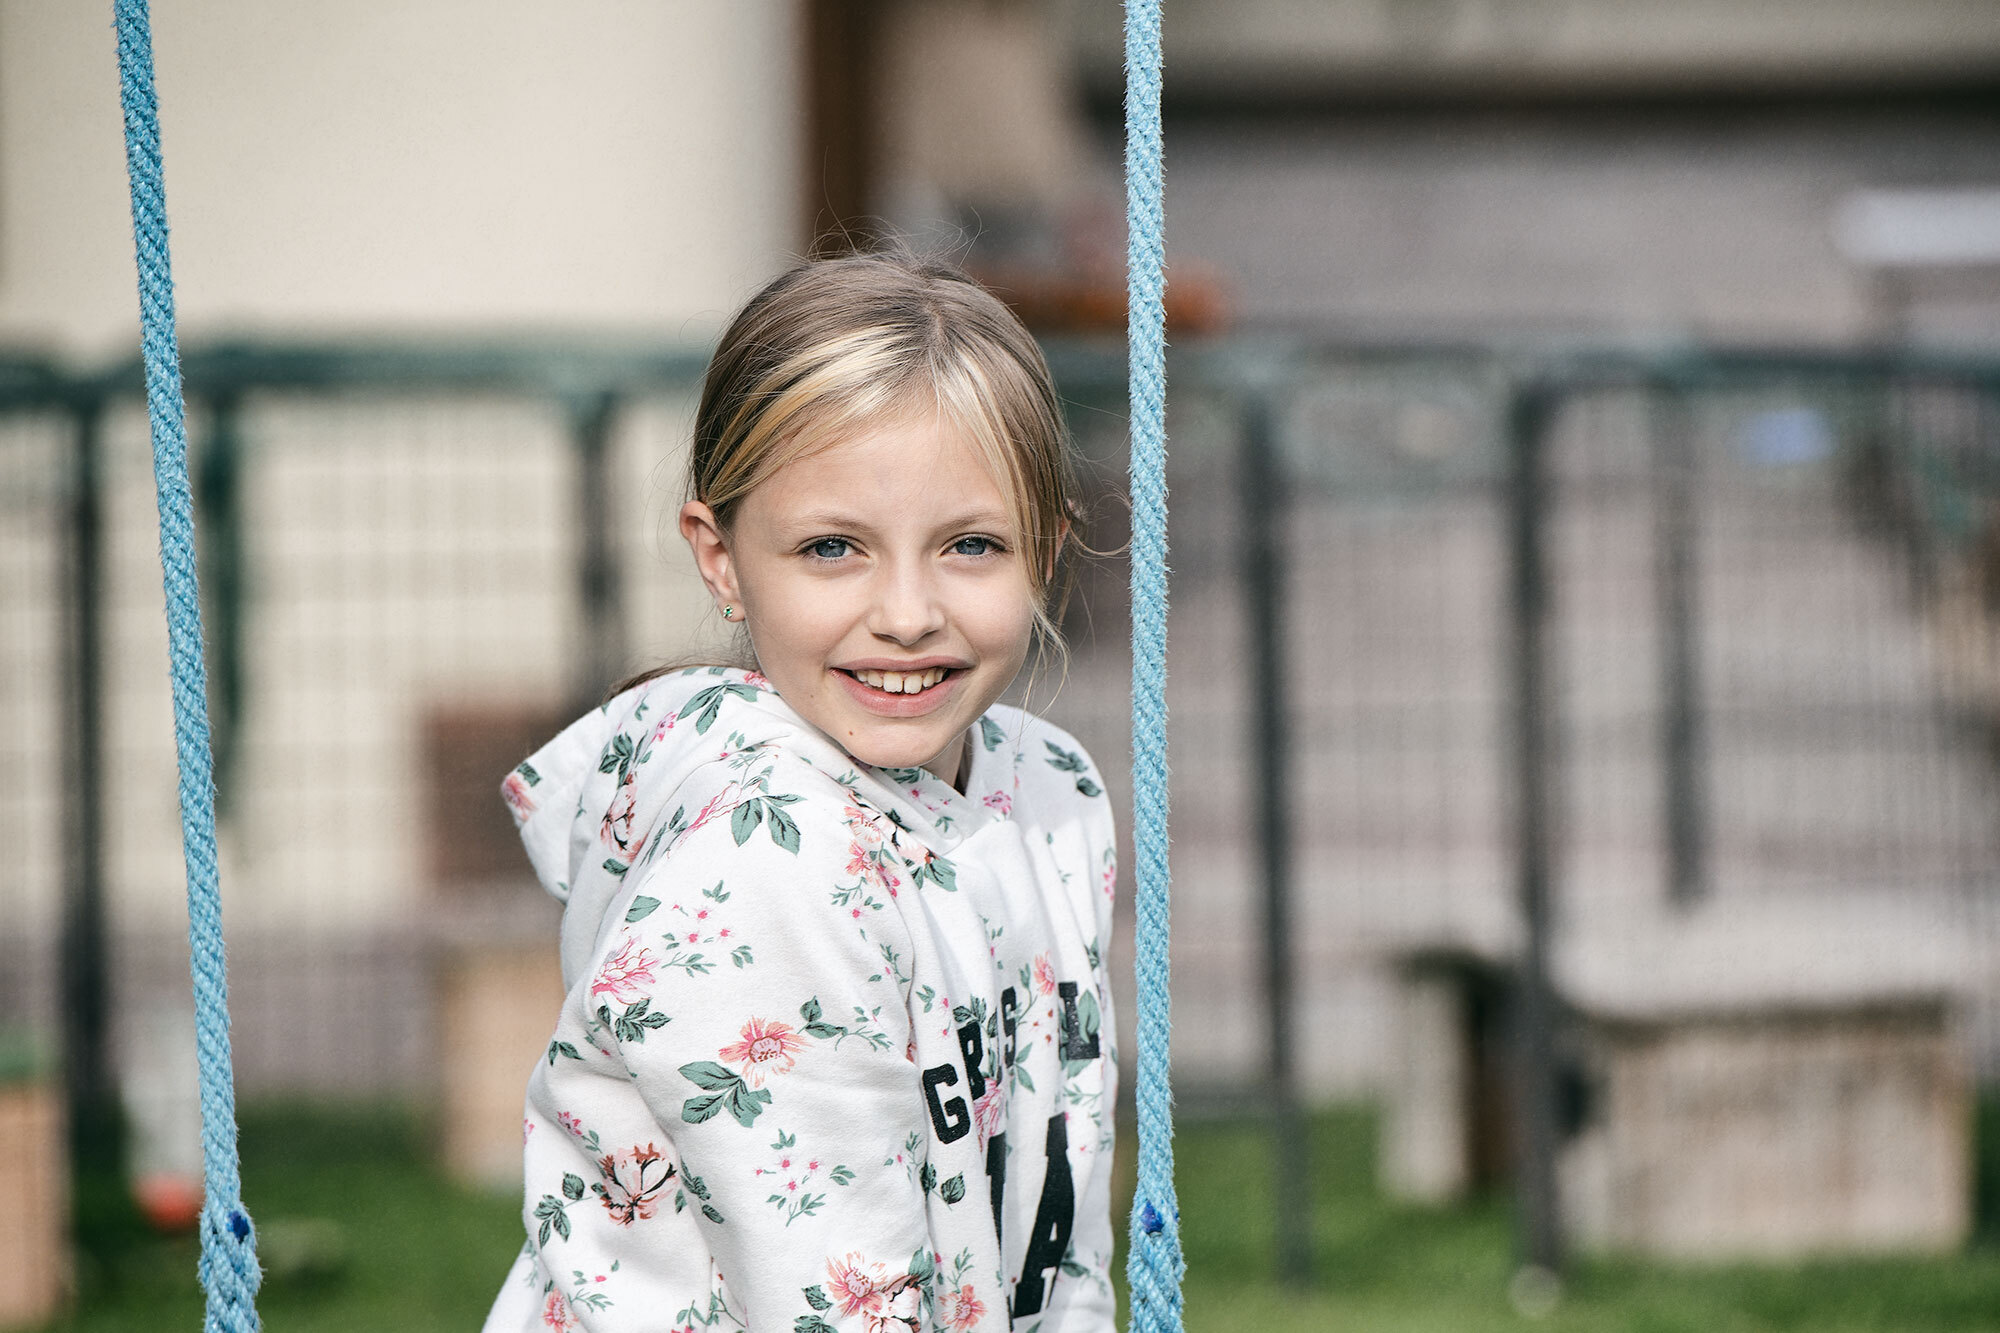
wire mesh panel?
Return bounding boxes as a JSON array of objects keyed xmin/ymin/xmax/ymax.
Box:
[
  {"xmin": 1, "ymin": 371, "xmax": 704, "ymax": 1108},
  {"xmin": 0, "ymin": 412, "xmax": 69, "ymax": 1035},
  {"xmin": 1546, "ymin": 372, "xmax": 1998, "ymax": 1257},
  {"xmin": 0, "ymin": 403, "xmax": 75, "ymax": 1322}
]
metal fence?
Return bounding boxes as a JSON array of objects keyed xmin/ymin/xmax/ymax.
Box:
[{"xmin": 3, "ymin": 337, "xmax": 1997, "ymax": 1273}]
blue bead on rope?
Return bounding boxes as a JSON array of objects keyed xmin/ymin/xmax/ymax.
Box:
[
  {"xmin": 112, "ymin": 2, "xmax": 263, "ymax": 1329},
  {"xmin": 1123, "ymin": 1, "xmax": 1185, "ymax": 1331}
]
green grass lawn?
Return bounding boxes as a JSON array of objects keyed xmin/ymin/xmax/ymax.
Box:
[{"xmin": 32, "ymin": 1101, "xmax": 2000, "ymax": 1330}]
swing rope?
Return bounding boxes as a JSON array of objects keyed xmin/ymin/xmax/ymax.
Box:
[
  {"xmin": 112, "ymin": 0, "xmax": 1173, "ymax": 1325},
  {"xmin": 112, "ymin": 2, "xmax": 263, "ymax": 1328},
  {"xmin": 1123, "ymin": 1, "xmax": 1186, "ymax": 1330}
]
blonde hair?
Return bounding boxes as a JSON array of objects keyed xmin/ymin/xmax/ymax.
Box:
[{"xmin": 691, "ymin": 250, "xmax": 1081, "ymax": 647}]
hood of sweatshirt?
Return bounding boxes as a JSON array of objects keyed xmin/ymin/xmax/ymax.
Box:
[{"xmin": 499, "ymin": 666, "xmax": 1002, "ymax": 989}]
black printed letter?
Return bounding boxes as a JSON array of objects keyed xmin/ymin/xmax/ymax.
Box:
[
  {"xmin": 1010, "ymin": 1113, "xmax": 1075, "ymax": 1318},
  {"xmin": 922, "ymin": 1062, "xmax": 970, "ymax": 1143},
  {"xmin": 957, "ymin": 1020, "xmax": 987, "ymax": 1100},
  {"xmin": 1000, "ymin": 986, "xmax": 1019, "ymax": 1067},
  {"xmin": 984, "ymin": 1130, "xmax": 1008, "ymax": 1244},
  {"xmin": 1058, "ymin": 981, "xmax": 1100, "ymax": 1061}
]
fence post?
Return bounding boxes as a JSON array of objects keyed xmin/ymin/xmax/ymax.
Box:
[
  {"xmin": 1240, "ymin": 385, "xmax": 1311, "ymax": 1282},
  {"xmin": 1505, "ymin": 382, "xmax": 1562, "ymax": 1276},
  {"xmin": 195, "ymin": 393, "xmax": 246, "ymax": 812},
  {"xmin": 571, "ymin": 392, "xmax": 625, "ymax": 707},
  {"xmin": 1650, "ymin": 383, "xmax": 1707, "ymax": 908},
  {"xmin": 60, "ymin": 397, "xmax": 114, "ymax": 1176}
]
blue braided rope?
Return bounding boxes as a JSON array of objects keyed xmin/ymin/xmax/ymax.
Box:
[
  {"xmin": 1123, "ymin": 1, "xmax": 1184, "ymax": 1330},
  {"xmin": 113, "ymin": 3, "xmax": 263, "ymax": 1328}
]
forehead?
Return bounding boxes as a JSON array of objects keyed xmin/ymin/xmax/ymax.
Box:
[{"xmin": 750, "ymin": 411, "xmax": 1016, "ymax": 531}]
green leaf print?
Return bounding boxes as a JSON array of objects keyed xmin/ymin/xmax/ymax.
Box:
[
  {"xmin": 799, "ymin": 996, "xmax": 845, "ymax": 1042},
  {"xmin": 678, "ymin": 1061, "xmax": 772, "ymax": 1128},
  {"xmin": 939, "ymin": 1173, "xmax": 966, "ymax": 1204},
  {"xmin": 766, "ymin": 802, "xmax": 802, "ymax": 853},
  {"xmin": 602, "ymin": 858, "xmax": 629, "ymax": 876},
  {"xmin": 545, "ymin": 1040, "xmax": 582, "ymax": 1066},
  {"xmin": 794, "ymin": 1319, "xmax": 836, "ymax": 1333},
  {"xmin": 599, "ymin": 733, "xmax": 636, "ymax": 779},
  {"xmin": 979, "ymin": 716, "xmax": 1006, "ymax": 751},
  {"xmin": 1075, "ymin": 775, "xmax": 1103, "ymax": 798},
  {"xmin": 919, "ymin": 1162, "xmax": 937, "ymax": 1194},
  {"xmin": 684, "ymin": 681, "xmax": 760, "ymax": 735},
  {"xmin": 533, "ymin": 1194, "xmax": 572, "ymax": 1245},
  {"xmin": 1044, "ymin": 741, "xmax": 1087, "ymax": 773},
  {"xmin": 625, "ymin": 896, "xmax": 660, "ymax": 922},
  {"xmin": 731, "ymin": 799, "xmax": 764, "ymax": 845},
  {"xmin": 605, "ymin": 998, "xmax": 671, "ymax": 1044},
  {"xmin": 909, "ymin": 852, "xmax": 958, "ymax": 892},
  {"xmin": 562, "ymin": 1173, "xmax": 586, "ymax": 1201},
  {"xmin": 515, "ymin": 761, "xmax": 541, "ymax": 786},
  {"xmin": 802, "ymin": 1285, "xmax": 832, "ymax": 1312}
]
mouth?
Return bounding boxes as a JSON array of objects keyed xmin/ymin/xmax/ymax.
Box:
[
  {"xmin": 832, "ymin": 664, "xmax": 967, "ymax": 718},
  {"xmin": 841, "ymin": 665, "xmax": 955, "ymax": 696}
]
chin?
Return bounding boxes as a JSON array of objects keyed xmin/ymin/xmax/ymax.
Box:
[{"xmin": 845, "ymin": 728, "xmax": 952, "ymax": 773}]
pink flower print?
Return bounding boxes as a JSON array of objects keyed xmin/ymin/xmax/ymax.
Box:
[
  {"xmin": 501, "ymin": 771, "xmax": 538, "ymax": 824},
  {"xmin": 599, "ymin": 784, "xmax": 643, "ymax": 861},
  {"xmin": 1102, "ymin": 859, "xmax": 1117, "ymax": 899},
  {"xmin": 843, "ymin": 805, "xmax": 885, "ymax": 850},
  {"xmin": 826, "ymin": 1254, "xmax": 917, "ymax": 1325},
  {"xmin": 541, "ymin": 1289, "xmax": 579, "ymax": 1331},
  {"xmin": 718, "ymin": 1017, "xmax": 806, "ymax": 1087},
  {"xmin": 846, "ymin": 843, "xmax": 902, "ymax": 894},
  {"xmin": 590, "ymin": 938, "xmax": 658, "ymax": 1006},
  {"xmin": 742, "ymin": 670, "xmax": 771, "ymax": 690},
  {"xmin": 940, "ymin": 1283, "xmax": 987, "ymax": 1333},
  {"xmin": 1033, "ymin": 953, "xmax": 1058, "ymax": 997},
  {"xmin": 865, "ymin": 1280, "xmax": 922, "ymax": 1333},
  {"xmin": 972, "ymin": 1083, "xmax": 1004, "ymax": 1145},
  {"xmin": 595, "ymin": 1142, "xmax": 675, "ymax": 1225},
  {"xmin": 557, "ymin": 1111, "xmax": 586, "ymax": 1139},
  {"xmin": 825, "ymin": 1252, "xmax": 891, "ymax": 1317},
  {"xmin": 981, "ymin": 789, "xmax": 1012, "ymax": 816}
]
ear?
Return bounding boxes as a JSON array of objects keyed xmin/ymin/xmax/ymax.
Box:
[
  {"xmin": 1045, "ymin": 519, "xmax": 1071, "ymax": 584},
  {"xmin": 679, "ymin": 500, "xmax": 741, "ymax": 612}
]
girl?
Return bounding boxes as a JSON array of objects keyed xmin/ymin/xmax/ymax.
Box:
[{"xmin": 484, "ymin": 252, "xmax": 1117, "ymax": 1332}]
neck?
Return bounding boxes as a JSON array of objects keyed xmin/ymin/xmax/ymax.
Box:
[{"xmin": 922, "ymin": 730, "xmax": 971, "ymax": 793}]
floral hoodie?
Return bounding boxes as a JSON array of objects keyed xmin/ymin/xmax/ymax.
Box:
[{"xmin": 483, "ymin": 668, "xmax": 1117, "ymax": 1333}]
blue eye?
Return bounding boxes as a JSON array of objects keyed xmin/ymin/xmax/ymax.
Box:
[
  {"xmin": 952, "ymin": 536, "xmax": 998, "ymax": 557},
  {"xmin": 806, "ymin": 537, "xmax": 850, "ymax": 560}
]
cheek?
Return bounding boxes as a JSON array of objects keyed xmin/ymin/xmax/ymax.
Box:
[
  {"xmin": 967, "ymin": 581, "xmax": 1038, "ymax": 663},
  {"xmin": 740, "ymin": 574, "xmax": 852, "ymax": 669}
]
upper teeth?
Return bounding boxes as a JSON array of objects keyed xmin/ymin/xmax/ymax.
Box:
[{"xmin": 854, "ymin": 667, "xmax": 949, "ymax": 694}]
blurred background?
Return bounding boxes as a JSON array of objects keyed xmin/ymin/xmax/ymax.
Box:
[{"xmin": 7, "ymin": 1, "xmax": 2000, "ymax": 1329}]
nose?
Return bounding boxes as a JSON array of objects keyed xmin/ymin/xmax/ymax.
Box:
[{"xmin": 867, "ymin": 559, "xmax": 946, "ymax": 646}]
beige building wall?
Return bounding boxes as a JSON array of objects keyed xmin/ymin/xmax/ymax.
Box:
[
  {"xmin": 0, "ymin": 1, "xmax": 803, "ymax": 353},
  {"xmin": 0, "ymin": 4, "xmax": 802, "ymax": 951}
]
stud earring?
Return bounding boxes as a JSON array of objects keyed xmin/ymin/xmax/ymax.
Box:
[{"xmin": 721, "ymin": 604, "xmax": 736, "ymax": 621}]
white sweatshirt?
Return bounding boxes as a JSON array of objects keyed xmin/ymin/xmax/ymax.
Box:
[{"xmin": 483, "ymin": 667, "xmax": 1117, "ymax": 1333}]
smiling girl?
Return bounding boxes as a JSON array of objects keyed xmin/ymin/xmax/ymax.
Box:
[{"xmin": 484, "ymin": 253, "xmax": 1117, "ymax": 1333}]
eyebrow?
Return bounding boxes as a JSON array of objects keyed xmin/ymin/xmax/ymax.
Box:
[{"xmin": 782, "ymin": 508, "xmax": 1013, "ymax": 536}]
